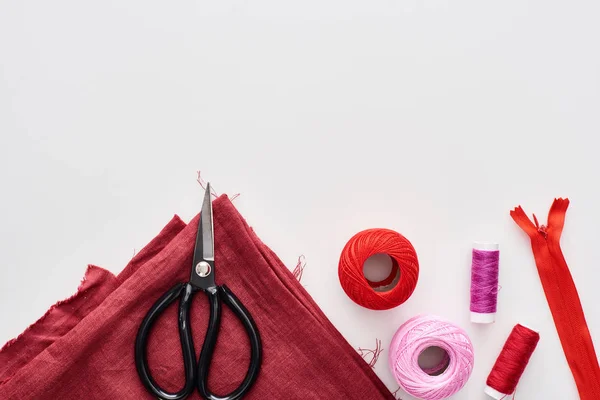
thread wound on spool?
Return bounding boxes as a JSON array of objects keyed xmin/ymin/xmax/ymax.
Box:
[
  {"xmin": 470, "ymin": 244, "xmax": 500, "ymax": 323},
  {"xmin": 389, "ymin": 315, "xmax": 474, "ymax": 400},
  {"xmin": 338, "ymin": 228, "xmax": 419, "ymax": 310},
  {"xmin": 485, "ymin": 324, "xmax": 540, "ymax": 399}
]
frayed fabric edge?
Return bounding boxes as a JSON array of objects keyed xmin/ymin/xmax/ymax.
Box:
[{"xmin": 0, "ymin": 265, "xmax": 114, "ymax": 355}]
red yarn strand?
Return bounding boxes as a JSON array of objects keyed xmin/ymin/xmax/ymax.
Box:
[
  {"xmin": 292, "ymin": 255, "xmax": 306, "ymax": 282},
  {"xmin": 358, "ymin": 339, "xmax": 383, "ymax": 369}
]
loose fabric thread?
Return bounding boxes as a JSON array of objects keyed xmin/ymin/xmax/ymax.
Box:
[
  {"xmin": 292, "ymin": 255, "xmax": 306, "ymax": 282},
  {"xmin": 485, "ymin": 324, "xmax": 539, "ymax": 399},
  {"xmin": 358, "ymin": 339, "xmax": 383, "ymax": 369},
  {"xmin": 338, "ymin": 228, "xmax": 419, "ymax": 310},
  {"xmin": 388, "ymin": 315, "xmax": 474, "ymax": 400}
]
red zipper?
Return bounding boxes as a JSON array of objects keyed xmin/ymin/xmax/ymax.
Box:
[{"xmin": 511, "ymin": 198, "xmax": 600, "ymax": 399}]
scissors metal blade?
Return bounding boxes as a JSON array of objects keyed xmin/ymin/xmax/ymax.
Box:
[
  {"xmin": 200, "ymin": 183, "xmax": 215, "ymax": 261},
  {"xmin": 190, "ymin": 183, "xmax": 216, "ymax": 289}
]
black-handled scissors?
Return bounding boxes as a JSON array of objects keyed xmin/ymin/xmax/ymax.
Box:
[{"xmin": 135, "ymin": 183, "xmax": 262, "ymax": 400}]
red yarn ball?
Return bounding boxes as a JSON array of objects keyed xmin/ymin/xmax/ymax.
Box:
[{"xmin": 338, "ymin": 228, "xmax": 419, "ymax": 310}]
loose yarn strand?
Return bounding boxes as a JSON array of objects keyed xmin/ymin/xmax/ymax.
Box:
[{"xmin": 358, "ymin": 339, "xmax": 383, "ymax": 369}]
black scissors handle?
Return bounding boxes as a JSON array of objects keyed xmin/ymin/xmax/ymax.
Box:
[
  {"xmin": 135, "ymin": 283, "xmax": 196, "ymax": 400},
  {"xmin": 198, "ymin": 285, "xmax": 262, "ymax": 400},
  {"xmin": 135, "ymin": 283, "xmax": 262, "ymax": 400}
]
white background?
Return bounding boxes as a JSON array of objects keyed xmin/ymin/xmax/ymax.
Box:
[{"xmin": 1, "ymin": 1, "xmax": 599, "ymax": 399}]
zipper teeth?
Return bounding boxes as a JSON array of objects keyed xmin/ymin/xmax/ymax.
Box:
[{"xmin": 545, "ymin": 235, "xmax": 600, "ymax": 397}]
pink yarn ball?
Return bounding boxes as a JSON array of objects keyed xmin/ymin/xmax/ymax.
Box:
[{"xmin": 389, "ymin": 315, "xmax": 474, "ymax": 400}]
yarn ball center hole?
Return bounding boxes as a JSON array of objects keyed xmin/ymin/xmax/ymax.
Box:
[
  {"xmin": 418, "ymin": 346, "xmax": 450, "ymax": 376},
  {"xmin": 362, "ymin": 253, "xmax": 401, "ymax": 292}
]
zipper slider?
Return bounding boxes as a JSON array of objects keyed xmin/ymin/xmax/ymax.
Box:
[{"xmin": 532, "ymin": 214, "xmax": 548, "ymax": 239}]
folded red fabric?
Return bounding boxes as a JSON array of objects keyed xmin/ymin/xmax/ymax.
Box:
[
  {"xmin": 0, "ymin": 197, "xmax": 394, "ymax": 399},
  {"xmin": 0, "ymin": 215, "xmax": 187, "ymax": 386}
]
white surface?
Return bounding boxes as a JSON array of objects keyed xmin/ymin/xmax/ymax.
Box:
[{"xmin": 1, "ymin": 1, "xmax": 599, "ymax": 399}]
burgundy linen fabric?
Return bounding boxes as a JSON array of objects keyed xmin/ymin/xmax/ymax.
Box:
[
  {"xmin": 0, "ymin": 216, "xmax": 186, "ymax": 385},
  {"xmin": 0, "ymin": 197, "xmax": 394, "ymax": 399}
]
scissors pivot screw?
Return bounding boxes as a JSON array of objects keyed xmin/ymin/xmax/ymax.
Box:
[{"xmin": 195, "ymin": 261, "xmax": 211, "ymax": 277}]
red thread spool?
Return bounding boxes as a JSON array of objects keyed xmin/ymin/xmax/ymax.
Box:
[
  {"xmin": 485, "ymin": 324, "xmax": 540, "ymax": 399},
  {"xmin": 338, "ymin": 228, "xmax": 419, "ymax": 310}
]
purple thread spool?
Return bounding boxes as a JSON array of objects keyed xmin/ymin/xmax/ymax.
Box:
[{"xmin": 470, "ymin": 242, "xmax": 499, "ymax": 323}]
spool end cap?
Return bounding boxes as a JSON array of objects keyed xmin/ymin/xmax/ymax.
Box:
[
  {"xmin": 471, "ymin": 312, "xmax": 496, "ymax": 324},
  {"xmin": 485, "ymin": 385, "xmax": 509, "ymax": 399},
  {"xmin": 473, "ymin": 242, "xmax": 499, "ymax": 251}
]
